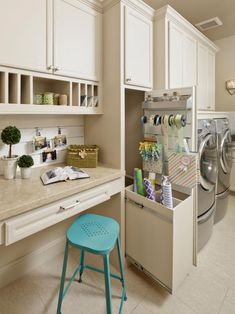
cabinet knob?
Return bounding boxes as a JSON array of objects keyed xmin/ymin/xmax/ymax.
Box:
[
  {"xmin": 47, "ymin": 65, "xmax": 53, "ymax": 70},
  {"xmin": 126, "ymin": 78, "xmax": 132, "ymax": 82},
  {"xmin": 54, "ymin": 67, "xmax": 60, "ymax": 72}
]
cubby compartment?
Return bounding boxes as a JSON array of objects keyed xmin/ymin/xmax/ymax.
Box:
[
  {"xmin": 80, "ymin": 83, "xmax": 87, "ymax": 107},
  {"xmin": 125, "ymin": 185, "xmax": 193, "ymax": 293},
  {"xmin": 20, "ymin": 75, "xmax": 31, "ymax": 104},
  {"xmin": 0, "ymin": 66, "xmax": 102, "ymax": 114},
  {"xmin": 93, "ymin": 85, "xmax": 99, "ymax": 107},
  {"xmin": 33, "ymin": 77, "xmax": 70, "ymax": 106},
  {"xmin": 87, "ymin": 84, "xmax": 93, "ymax": 107},
  {"xmin": 72, "ymin": 82, "xmax": 79, "ymax": 106},
  {"xmin": 0, "ymin": 72, "xmax": 6, "ymax": 103},
  {"xmin": 8, "ymin": 73, "xmax": 18, "ymax": 104}
]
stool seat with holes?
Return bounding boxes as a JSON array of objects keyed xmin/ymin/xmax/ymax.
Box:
[{"xmin": 56, "ymin": 214, "xmax": 127, "ymax": 314}]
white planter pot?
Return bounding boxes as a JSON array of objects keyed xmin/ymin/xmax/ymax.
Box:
[
  {"xmin": 2, "ymin": 156, "xmax": 18, "ymax": 180},
  {"xmin": 20, "ymin": 167, "xmax": 32, "ymax": 179}
]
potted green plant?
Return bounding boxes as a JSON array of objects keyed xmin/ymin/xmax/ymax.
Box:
[
  {"xmin": 1, "ymin": 126, "xmax": 21, "ymax": 179},
  {"xmin": 17, "ymin": 155, "xmax": 34, "ymax": 179}
]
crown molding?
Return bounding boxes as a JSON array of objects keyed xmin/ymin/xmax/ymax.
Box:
[
  {"xmin": 155, "ymin": 5, "xmax": 219, "ymax": 52},
  {"xmin": 76, "ymin": 0, "xmax": 103, "ymax": 13},
  {"xmin": 102, "ymin": 0, "xmax": 154, "ymax": 19}
]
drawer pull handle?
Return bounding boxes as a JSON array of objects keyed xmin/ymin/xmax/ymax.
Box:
[{"xmin": 59, "ymin": 200, "xmax": 80, "ymax": 212}]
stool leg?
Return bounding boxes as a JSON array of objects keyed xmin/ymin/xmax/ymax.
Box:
[
  {"xmin": 78, "ymin": 249, "xmax": 85, "ymax": 283},
  {"xmin": 57, "ymin": 241, "xmax": 69, "ymax": 314},
  {"xmin": 103, "ymin": 254, "xmax": 112, "ymax": 314},
  {"xmin": 117, "ymin": 237, "xmax": 127, "ymax": 301}
]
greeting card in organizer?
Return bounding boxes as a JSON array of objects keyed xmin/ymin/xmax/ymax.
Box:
[{"xmin": 168, "ymin": 152, "xmax": 198, "ymax": 189}]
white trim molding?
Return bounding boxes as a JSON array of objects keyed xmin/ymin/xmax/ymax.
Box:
[
  {"xmin": 155, "ymin": 5, "xmax": 219, "ymax": 52},
  {"xmin": 102, "ymin": 0, "xmax": 154, "ymax": 19}
]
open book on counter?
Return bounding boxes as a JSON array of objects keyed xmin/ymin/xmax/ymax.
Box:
[{"xmin": 41, "ymin": 166, "xmax": 90, "ymax": 185}]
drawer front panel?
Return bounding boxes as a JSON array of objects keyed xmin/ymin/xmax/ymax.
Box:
[
  {"xmin": 5, "ymin": 184, "xmax": 110, "ymax": 245},
  {"xmin": 126, "ymin": 199, "xmax": 173, "ymax": 289}
]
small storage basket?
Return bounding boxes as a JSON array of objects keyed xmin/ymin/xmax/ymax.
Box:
[{"xmin": 67, "ymin": 145, "xmax": 99, "ymax": 168}]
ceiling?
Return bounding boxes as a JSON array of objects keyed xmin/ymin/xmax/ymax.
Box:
[{"xmin": 143, "ymin": 0, "xmax": 235, "ymax": 41}]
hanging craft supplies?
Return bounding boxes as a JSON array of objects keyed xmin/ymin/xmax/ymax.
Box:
[{"xmin": 139, "ymin": 141, "xmax": 161, "ymax": 162}]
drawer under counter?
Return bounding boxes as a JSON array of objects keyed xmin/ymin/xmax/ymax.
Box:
[{"xmin": 3, "ymin": 178, "xmax": 122, "ymax": 246}]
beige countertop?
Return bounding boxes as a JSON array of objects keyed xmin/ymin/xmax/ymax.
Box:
[{"xmin": 0, "ymin": 164, "xmax": 123, "ymax": 221}]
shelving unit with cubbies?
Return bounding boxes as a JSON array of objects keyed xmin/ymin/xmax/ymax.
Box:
[{"xmin": 0, "ymin": 66, "xmax": 102, "ymax": 115}]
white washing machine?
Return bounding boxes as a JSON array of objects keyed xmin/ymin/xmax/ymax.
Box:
[
  {"xmin": 214, "ymin": 118, "xmax": 232, "ymax": 223},
  {"xmin": 197, "ymin": 119, "xmax": 218, "ymax": 250}
]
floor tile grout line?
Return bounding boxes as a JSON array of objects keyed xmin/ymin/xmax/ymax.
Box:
[
  {"xmin": 217, "ymin": 287, "xmax": 229, "ymax": 314},
  {"xmin": 175, "ymin": 295, "xmax": 198, "ymax": 313}
]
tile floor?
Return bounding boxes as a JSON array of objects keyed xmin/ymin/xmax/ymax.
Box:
[{"xmin": 0, "ymin": 196, "xmax": 235, "ymax": 314}]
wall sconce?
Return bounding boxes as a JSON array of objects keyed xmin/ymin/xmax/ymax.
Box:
[{"xmin": 226, "ymin": 79, "xmax": 235, "ymax": 95}]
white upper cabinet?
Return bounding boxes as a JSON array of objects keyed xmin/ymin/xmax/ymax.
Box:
[
  {"xmin": 54, "ymin": 0, "xmax": 102, "ymax": 81},
  {"xmin": 0, "ymin": 0, "xmax": 52, "ymax": 73},
  {"xmin": 155, "ymin": 6, "xmax": 218, "ymax": 110},
  {"xmin": 124, "ymin": 6, "xmax": 153, "ymax": 89},
  {"xmin": 0, "ymin": 0, "xmax": 101, "ymax": 81},
  {"xmin": 168, "ymin": 22, "xmax": 196, "ymax": 89},
  {"xmin": 182, "ymin": 33, "xmax": 197, "ymax": 87},
  {"xmin": 168, "ymin": 23, "xmax": 183, "ymax": 88},
  {"xmin": 197, "ymin": 43, "xmax": 215, "ymax": 111},
  {"xmin": 197, "ymin": 43, "xmax": 209, "ymax": 110},
  {"xmin": 207, "ymin": 51, "xmax": 215, "ymax": 111}
]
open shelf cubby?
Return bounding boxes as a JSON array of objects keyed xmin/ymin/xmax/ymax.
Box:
[
  {"xmin": 0, "ymin": 66, "xmax": 102, "ymax": 115},
  {"xmin": 0, "ymin": 72, "xmax": 5, "ymax": 103},
  {"xmin": 8, "ymin": 73, "xmax": 18, "ymax": 104},
  {"xmin": 21, "ymin": 75, "xmax": 31, "ymax": 104}
]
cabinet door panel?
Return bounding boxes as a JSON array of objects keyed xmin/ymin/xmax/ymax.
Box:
[
  {"xmin": 125, "ymin": 7, "xmax": 152, "ymax": 88},
  {"xmin": 0, "ymin": 0, "xmax": 51, "ymax": 72},
  {"xmin": 197, "ymin": 43, "xmax": 208, "ymax": 110},
  {"xmin": 54, "ymin": 0, "xmax": 101, "ymax": 81},
  {"xmin": 168, "ymin": 23, "xmax": 183, "ymax": 88},
  {"xmin": 208, "ymin": 51, "xmax": 215, "ymax": 110},
  {"xmin": 183, "ymin": 34, "xmax": 197, "ymax": 87}
]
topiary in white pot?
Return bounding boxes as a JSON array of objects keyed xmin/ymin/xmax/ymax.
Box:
[
  {"xmin": 17, "ymin": 155, "xmax": 34, "ymax": 179},
  {"xmin": 1, "ymin": 126, "xmax": 21, "ymax": 179}
]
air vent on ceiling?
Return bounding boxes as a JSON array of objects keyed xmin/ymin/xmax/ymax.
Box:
[{"xmin": 195, "ymin": 17, "xmax": 223, "ymax": 31}]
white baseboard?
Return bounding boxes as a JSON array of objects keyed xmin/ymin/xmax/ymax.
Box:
[{"xmin": 0, "ymin": 237, "xmax": 65, "ymax": 289}]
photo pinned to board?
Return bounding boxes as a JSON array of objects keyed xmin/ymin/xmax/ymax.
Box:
[
  {"xmin": 54, "ymin": 127, "xmax": 67, "ymax": 148},
  {"xmin": 42, "ymin": 150, "xmax": 57, "ymax": 163}
]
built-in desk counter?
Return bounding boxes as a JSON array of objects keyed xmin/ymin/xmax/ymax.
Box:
[{"xmin": 0, "ymin": 165, "xmax": 124, "ymax": 245}]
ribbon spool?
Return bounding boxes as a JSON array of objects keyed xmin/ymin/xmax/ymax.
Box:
[
  {"xmin": 181, "ymin": 114, "xmax": 187, "ymax": 127},
  {"xmin": 168, "ymin": 114, "xmax": 174, "ymax": 127},
  {"xmin": 141, "ymin": 115, "xmax": 148, "ymax": 124},
  {"xmin": 154, "ymin": 114, "xmax": 160, "ymax": 126},
  {"xmin": 174, "ymin": 114, "xmax": 182, "ymax": 129}
]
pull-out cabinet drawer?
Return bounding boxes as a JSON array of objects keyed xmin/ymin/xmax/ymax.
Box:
[
  {"xmin": 3, "ymin": 179, "xmax": 122, "ymax": 246},
  {"xmin": 125, "ymin": 185, "xmax": 193, "ymax": 293}
]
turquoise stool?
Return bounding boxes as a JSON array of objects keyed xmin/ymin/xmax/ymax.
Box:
[{"xmin": 56, "ymin": 214, "xmax": 127, "ymax": 314}]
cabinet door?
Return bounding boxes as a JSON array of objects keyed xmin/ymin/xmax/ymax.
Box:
[
  {"xmin": 197, "ymin": 43, "xmax": 208, "ymax": 110},
  {"xmin": 54, "ymin": 0, "xmax": 101, "ymax": 81},
  {"xmin": 182, "ymin": 34, "xmax": 197, "ymax": 87},
  {"xmin": 125, "ymin": 6, "xmax": 153, "ymax": 88},
  {"xmin": 0, "ymin": 0, "xmax": 52, "ymax": 72},
  {"xmin": 207, "ymin": 51, "xmax": 215, "ymax": 110},
  {"xmin": 168, "ymin": 23, "xmax": 183, "ymax": 88}
]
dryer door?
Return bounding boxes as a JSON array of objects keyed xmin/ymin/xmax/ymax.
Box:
[
  {"xmin": 220, "ymin": 130, "xmax": 232, "ymax": 174},
  {"xmin": 199, "ymin": 134, "xmax": 218, "ymax": 192}
]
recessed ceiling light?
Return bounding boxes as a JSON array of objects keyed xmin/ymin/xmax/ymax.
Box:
[{"xmin": 195, "ymin": 17, "xmax": 223, "ymax": 31}]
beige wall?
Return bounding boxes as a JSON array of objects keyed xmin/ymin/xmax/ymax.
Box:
[{"xmin": 214, "ymin": 35, "xmax": 235, "ymax": 111}]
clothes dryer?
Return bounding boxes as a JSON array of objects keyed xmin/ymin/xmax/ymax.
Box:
[
  {"xmin": 197, "ymin": 119, "xmax": 218, "ymax": 250},
  {"xmin": 214, "ymin": 118, "xmax": 232, "ymax": 223}
]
